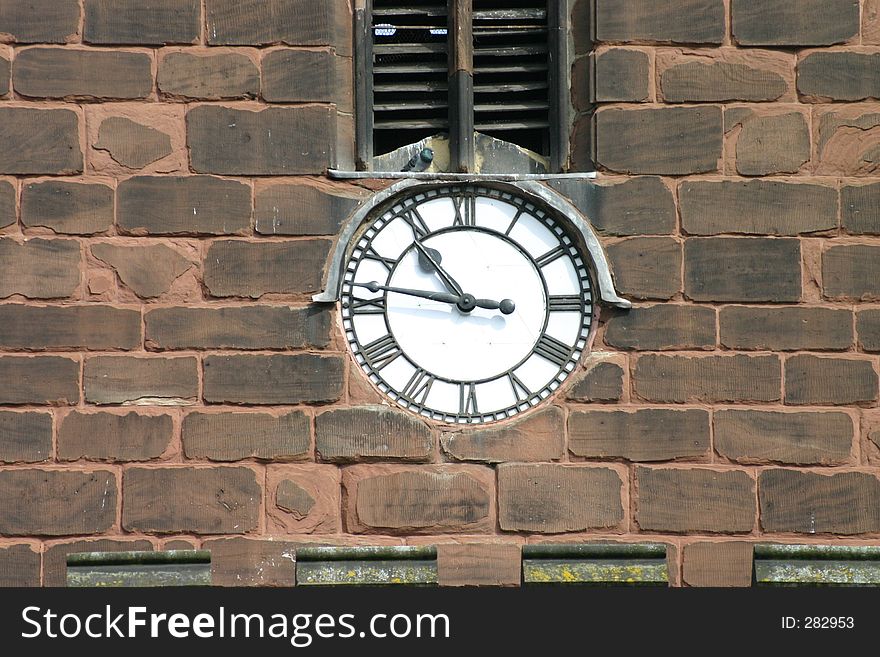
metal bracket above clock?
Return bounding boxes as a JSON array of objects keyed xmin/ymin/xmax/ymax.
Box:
[{"xmin": 313, "ymin": 178, "xmax": 632, "ymax": 309}]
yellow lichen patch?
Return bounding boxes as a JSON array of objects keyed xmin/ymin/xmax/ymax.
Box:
[
  {"xmin": 297, "ymin": 560, "xmax": 438, "ymax": 585},
  {"xmin": 523, "ymin": 559, "xmax": 668, "ymax": 585}
]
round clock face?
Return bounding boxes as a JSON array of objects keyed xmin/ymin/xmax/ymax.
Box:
[{"xmin": 341, "ymin": 184, "xmax": 594, "ymax": 424}]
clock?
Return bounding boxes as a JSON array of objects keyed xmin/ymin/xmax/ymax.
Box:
[{"xmin": 340, "ymin": 184, "xmax": 594, "ymax": 424}]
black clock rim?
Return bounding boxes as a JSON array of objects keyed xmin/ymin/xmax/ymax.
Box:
[
  {"xmin": 341, "ymin": 189, "xmax": 593, "ymax": 423},
  {"xmin": 341, "ymin": 184, "xmax": 595, "ymax": 425}
]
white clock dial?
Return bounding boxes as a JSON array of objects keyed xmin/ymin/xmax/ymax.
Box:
[{"xmin": 341, "ymin": 185, "xmax": 593, "ymax": 424}]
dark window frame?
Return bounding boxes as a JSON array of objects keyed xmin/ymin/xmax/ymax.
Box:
[{"xmin": 354, "ymin": 0, "xmax": 571, "ymax": 173}]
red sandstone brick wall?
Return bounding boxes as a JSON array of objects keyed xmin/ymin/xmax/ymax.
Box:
[{"xmin": 1, "ymin": 0, "xmax": 879, "ymax": 587}]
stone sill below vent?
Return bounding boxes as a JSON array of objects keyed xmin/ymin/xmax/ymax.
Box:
[
  {"xmin": 522, "ymin": 543, "xmax": 669, "ymax": 586},
  {"xmin": 66, "ymin": 550, "xmax": 212, "ymax": 587},
  {"xmin": 754, "ymin": 544, "xmax": 880, "ymax": 587},
  {"xmin": 328, "ymin": 170, "xmax": 598, "ymax": 181},
  {"xmin": 295, "ymin": 545, "xmax": 438, "ymax": 586}
]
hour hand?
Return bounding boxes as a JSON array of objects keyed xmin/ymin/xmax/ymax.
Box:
[
  {"xmin": 475, "ymin": 297, "xmax": 516, "ymax": 315},
  {"xmin": 456, "ymin": 293, "xmax": 516, "ymax": 315},
  {"xmin": 353, "ymin": 281, "xmax": 460, "ymax": 304},
  {"xmin": 411, "ymin": 240, "xmax": 464, "ymax": 296}
]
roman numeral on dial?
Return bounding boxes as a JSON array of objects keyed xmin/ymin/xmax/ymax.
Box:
[
  {"xmin": 535, "ymin": 245, "xmax": 567, "ymax": 268},
  {"xmin": 400, "ymin": 208, "xmax": 430, "ymax": 239},
  {"xmin": 504, "ymin": 208, "xmax": 525, "ymax": 236},
  {"xmin": 459, "ymin": 382, "xmax": 479, "ymax": 415},
  {"xmin": 361, "ymin": 334, "xmax": 402, "ymax": 370},
  {"xmin": 533, "ymin": 334, "xmax": 572, "ymax": 367},
  {"xmin": 400, "ymin": 368, "xmax": 435, "ymax": 405},
  {"xmin": 348, "ymin": 296, "xmax": 387, "ymax": 315},
  {"xmin": 508, "ymin": 372, "xmax": 532, "ymax": 403},
  {"xmin": 363, "ymin": 246, "xmax": 396, "ymax": 272},
  {"xmin": 548, "ymin": 295, "xmax": 582, "ymax": 311},
  {"xmin": 452, "ymin": 194, "xmax": 476, "ymax": 227}
]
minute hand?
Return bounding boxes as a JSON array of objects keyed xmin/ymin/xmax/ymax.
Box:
[
  {"xmin": 412, "ymin": 240, "xmax": 464, "ymax": 296},
  {"xmin": 353, "ymin": 281, "xmax": 515, "ymax": 314},
  {"xmin": 353, "ymin": 281, "xmax": 460, "ymax": 304}
]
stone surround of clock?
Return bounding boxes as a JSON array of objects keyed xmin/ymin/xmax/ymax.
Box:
[
  {"xmin": 1, "ymin": 0, "xmax": 880, "ymax": 589},
  {"xmin": 339, "ymin": 183, "xmax": 597, "ymax": 424}
]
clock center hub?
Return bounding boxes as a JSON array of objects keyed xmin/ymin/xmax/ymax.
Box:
[
  {"xmin": 385, "ymin": 229, "xmax": 546, "ymax": 382},
  {"xmin": 457, "ymin": 294, "xmax": 476, "ymax": 313}
]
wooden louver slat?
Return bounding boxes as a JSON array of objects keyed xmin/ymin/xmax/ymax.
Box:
[
  {"xmin": 373, "ymin": 118, "xmax": 449, "ymax": 129},
  {"xmin": 472, "ymin": 7, "xmax": 546, "ymax": 21},
  {"xmin": 374, "ymin": 81, "xmax": 448, "ymax": 92},
  {"xmin": 374, "ymin": 99, "xmax": 449, "ymax": 111},
  {"xmin": 373, "ymin": 6, "xmax": 447, "ymax": 17},
  {"xmin": 474, "ymin": 101, "xmax": 549, "ymax": 111},
  {"xmin": 373, "ymin": 43, "xmax": 448, "ymax": 54},
  {"xmin": 474, "ymin": 120, "xmax": 549, "ymax": 130}
]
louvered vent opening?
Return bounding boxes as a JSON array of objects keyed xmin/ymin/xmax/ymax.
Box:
[
  {"xmin": 473, "ymin": 0, "xmax": 549, "ymax": 156},
  {"xmin": 372, "ymin": 0, "xmax": 449, "ymax": 156}
]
